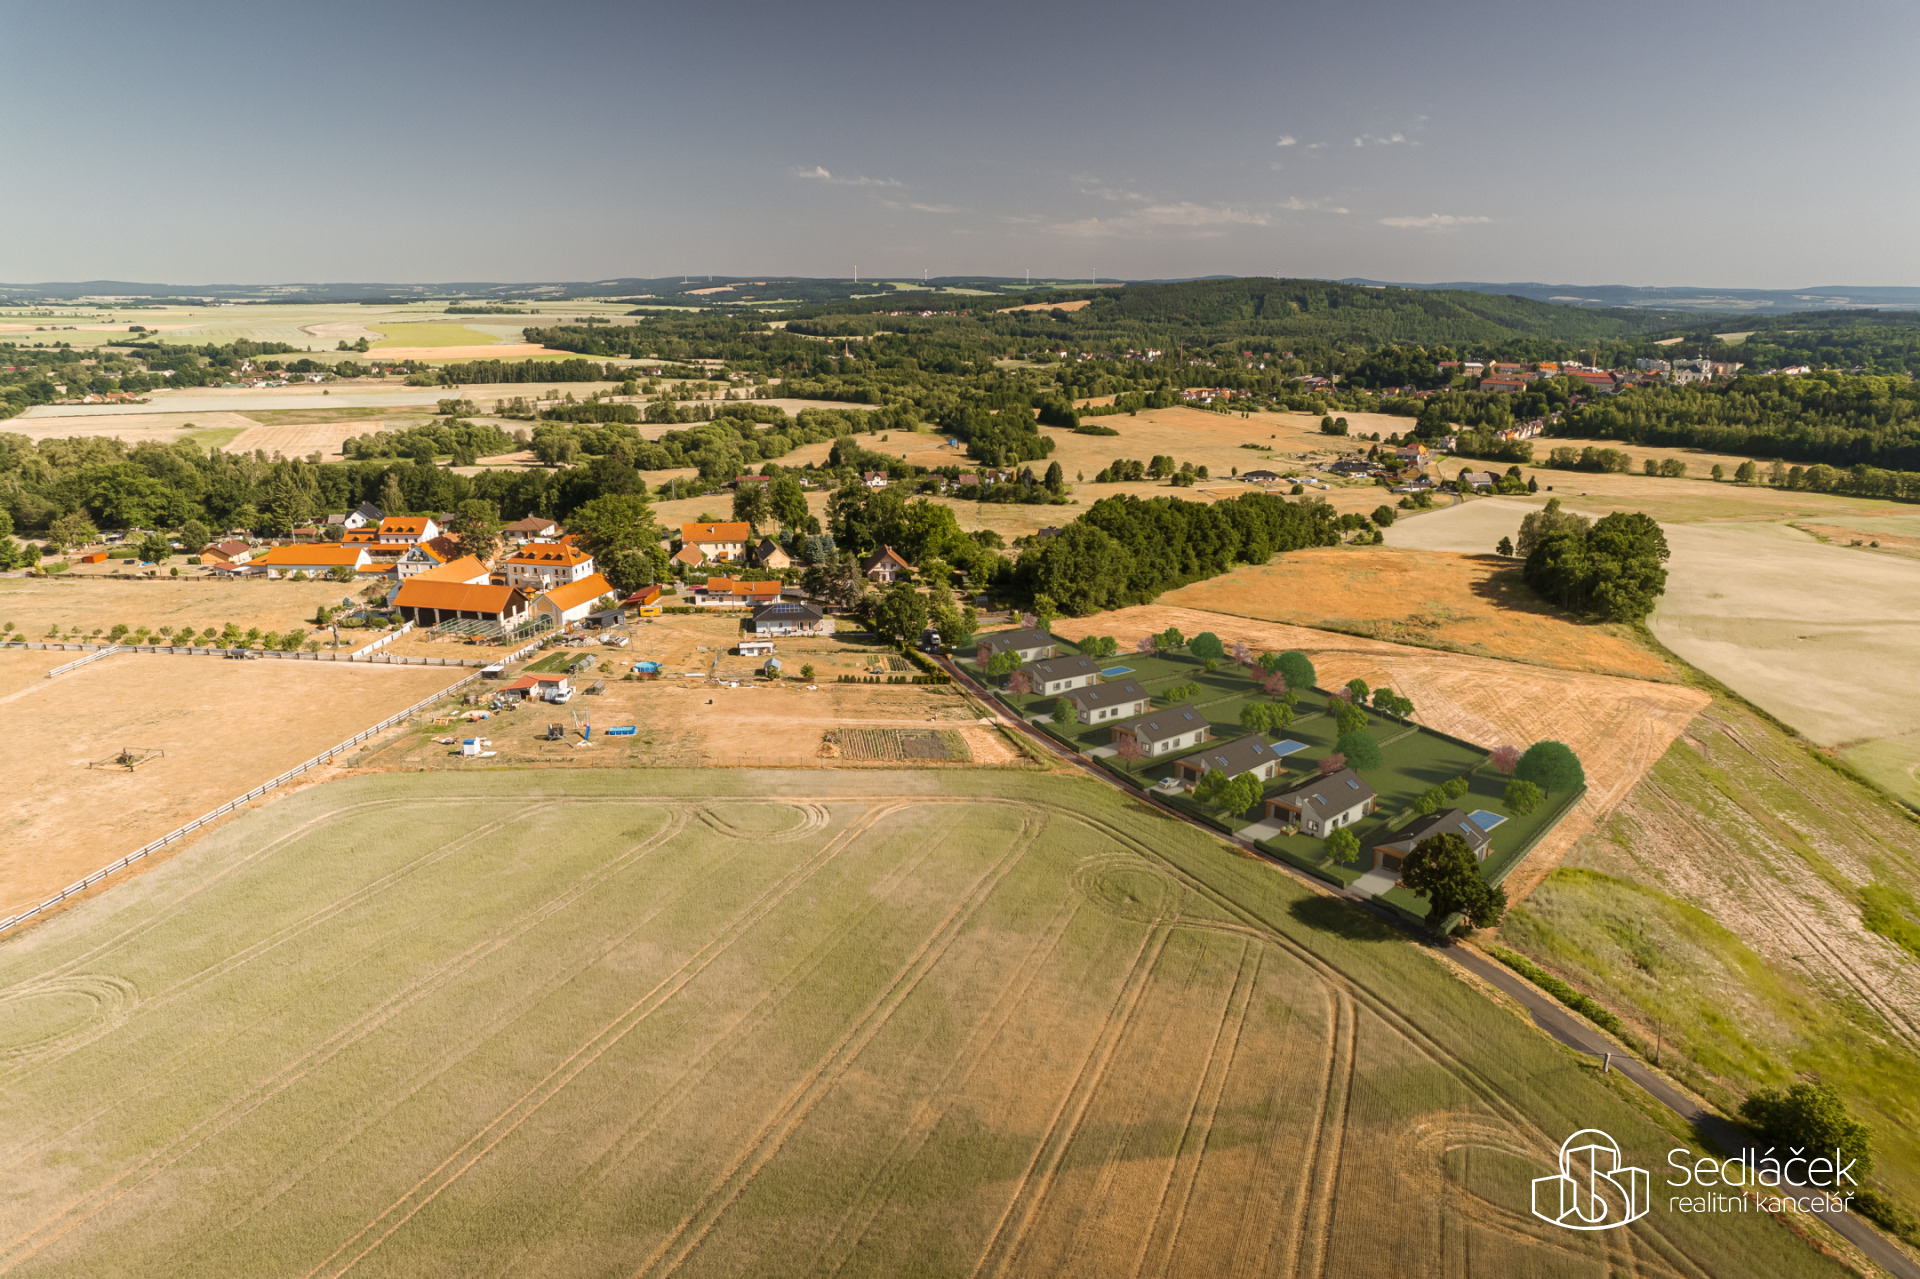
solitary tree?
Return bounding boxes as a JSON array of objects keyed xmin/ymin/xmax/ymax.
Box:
[
  {"xmin": 1325, "ymin": 828, "xmax": 1361, "ymax": 864},
  {"xmin": 1401, "ymin": 832, "xmax": 1507, "ymax": 934},
  {"xmin": 1489, "ymin": 744, "xmax": 1522, "ymax": 774},
  {"xmin": 1189, "ymin": 631, "xmax": 1225, "ymax": 662},
  {"xmin": 1738, "ymin": 1080, "xmax": 1875, "ymax": 1181},
  {"xmin": 1334, "ymin": 699, "xmax": 1368, "ymax": 735},
  {"xmin": 1497, "ymin": 536, "xmax": 1514, "ymax": 557},
  {"xmin": 1515, "ymin": 740, "xmax": 1585, "ymax": 794},
  {"xmin": 1050, "ymin": 697, "xmax": 1079, "ymax": 726}
]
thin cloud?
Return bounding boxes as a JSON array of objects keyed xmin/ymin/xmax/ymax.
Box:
[
  {"xmin": 790, "ymin": 165, "xmax": 900, "ymax": 188},
  {"xmin": 1052, "ymin": 201, "xmax": 1272, "ymax": 238},
  {"xmin": 1353, "ymin": 132, "xmax": 1409, "ymax": 147},
  {"xmin": 1276, "ymin": 134, "xmax": 1297, "ymax": 147},
  {"xmin": 1379, "ymin": 213, "xmax": 1491, "ymax": 230},
  {"xmin": 1279, "ymin": 196, "xmax": 1349, "ymax": 214},
  {"xmin": 1073, "ymin": 176, "xmax": 1149, "ymax": 203}
]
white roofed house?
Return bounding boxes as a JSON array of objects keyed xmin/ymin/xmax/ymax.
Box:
[
  {"xmin": 1172, "ymin": 735, "xmax": 1286, "ymax": 789},
  {"xmin": 1019, "ymin": 654, "xmax": 1101, "ymax": 696},
  {"xmin": 1262, "ymin": 768, "xmax": 1377, "ymax": 838},
  {"xmin": 1058, "ymin": 678, "xmax": 1150, "ymax": 725},
  {"xmin": 1110, "ymin": 704, "xmax": 1210, "ymax": 756}
]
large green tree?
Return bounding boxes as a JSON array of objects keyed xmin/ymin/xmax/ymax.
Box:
[
  {"xmin": 1400, "ymin": 832, "xmax": 1506, "ymax": 933},
  {"xmin": 567, "ymin": 492, "xmax": 659, "ymax": 560},
  {"xmin": 1515, "ymin": 740, "xmax": 1584, "ymax": 794}
]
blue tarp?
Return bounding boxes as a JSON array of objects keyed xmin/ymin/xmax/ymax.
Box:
[{"xmin": 606, "ymin": 726, "xmax": 637, "ymax": 737}]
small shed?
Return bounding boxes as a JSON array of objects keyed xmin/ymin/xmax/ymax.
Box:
[{"xmin": 739, "ymin": 639, "xmax": 776, "ymax": 658}]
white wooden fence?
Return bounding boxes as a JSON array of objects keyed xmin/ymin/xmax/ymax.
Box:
[
  {"xmin": 45, "ymin": 645, "xmax": 126, "ymax": 677},
  {"xmin": 11, "ymin": 637, "xmax": 487, "ymax": 669},
  {"xmin": 0, "ymin": 670, "xmax": 485, "ymax": 937}
]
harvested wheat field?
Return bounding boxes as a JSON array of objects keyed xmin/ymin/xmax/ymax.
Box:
[
  {"xmin": 0, "ymin": 653, "xmax": 461, "ymax": 919},
  {"xmin": 1161, "ymin": 544, "xmax": 1675, "ymax": 680},
  {"xmin": 0, "ymin": 576, "xmax": 362, "ymax": 644},
  {"xmin": 0, "ymin": 769, "xmax": 1843, "ymax": 1278},
  {"xmin": 1052, "ymin": 605, "xmax": 1708, "ymax": 898}
]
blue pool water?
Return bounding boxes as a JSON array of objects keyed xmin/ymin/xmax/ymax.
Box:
[
  {"xmin": 1270, "ymin": 739, "xmax": 1308, "ymax": 756},
  {"xmin": 1100, "ymin": 666, "xmax": 1134, "ymax": 677},
  {"xmin": 1468, "ymin": 809, "xmax": 1508, "ymax": 830}
]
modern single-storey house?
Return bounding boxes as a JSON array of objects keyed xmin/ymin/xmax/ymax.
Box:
[
  {"xmin": 505, "ymin": 541, "xmax": 595, "ymax": 592},
  {"xmin": 1263, "ymin": 768, "xmax": 1377, "ymax": 837},
  {"xmin": 502, "ymin": 516, "xmax": 561, "ymax": 545},
  {"xmin": 248, "ymin": 544, "xmax": 370, "ymax": 578},
  {"xmin": 1110, "ymin": 704, "xmax": 1210, "ymax": 756},
  {"xmin": 1370, "ymin": 808, "xmax": 1493, "ymax": 876},
  {"xmin": 1173, "ymin": 734, "xmax": 1287, "ymax": 788},
  {"xmin": 739, "ymin": 639, "xmax": 776, "ymax": 657},
  {"xmin": 861, "ymin": 545, "xmax": 913, "ymax": 584},
  {"xmin": 679, "ymin": 520, "xmax": 751, "ymax": 563},
  {"xmin": 749, "ymin": 599, "xmax": 834, "ymax": 636},
  {"xmin": 1020, "ymin": 654, "xmax": 1101, "ymax": 696},
  {"xmin": 531, "ymin": 572, "xmax": 614, "ymax": 627},
  {"xmin": 1059, "ymin": 678, "xmax": 1151, "ymax": 724},
  {"xmin": 976, "ymin": 628, "xmax": 1056, "ymax": 665},
  {"xmin": 1241, "ymin": 469, "xmax": 1283, "ymax": 484},
  {"xmin": 752, "ymin": 538, "xmax": 792, "ymax": 570},
  {"xmin": 392, "ymin": 578, "xmax": 532, "ymax": 626}
]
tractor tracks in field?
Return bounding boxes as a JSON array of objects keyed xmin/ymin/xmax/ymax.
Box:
[{"xmin": 294, "ymin": 800, "xmax": 912, "ymax": 1279}]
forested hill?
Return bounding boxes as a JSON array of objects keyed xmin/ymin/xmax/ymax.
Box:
[{"xmin": 747, "ymin": 277, "xmax": 1698, "ymax": 357}]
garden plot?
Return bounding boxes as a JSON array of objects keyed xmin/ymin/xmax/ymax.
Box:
[{"xmin": 0, "ymin": 769, "xmax": 1845, "ymax": 1279}]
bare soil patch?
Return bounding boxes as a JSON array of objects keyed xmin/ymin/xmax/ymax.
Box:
[
  {"xmin": 1, "ymin": 410, "xmax": 261, "ymax": 448},
  {"xmin": 996, "ymin": 298, "xmax": 1093, "ymax": 312},
  {"xmin": 1052, "ymin": 604, "xmax": 1708, "ymax": 897},
  {"xmin": 1161, "ymin": 545, "xmax": 1674, "ymax": 680},
  {"xmin": 381, "ymin": 342, "xmax": 564, "ymax": 361},
  {"xmin": 0, "ymin": 655, "xmax": 460, "ymax": 917}
]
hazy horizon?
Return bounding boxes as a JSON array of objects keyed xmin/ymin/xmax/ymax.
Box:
[{"xmin": 4, "ymin": 0, "xmax": 1915, "ymax": 288}]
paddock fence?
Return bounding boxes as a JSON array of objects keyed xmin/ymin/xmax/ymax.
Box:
[{"xmin": 0, "ymin": 669, "xmax": 485, "ymax": 937}]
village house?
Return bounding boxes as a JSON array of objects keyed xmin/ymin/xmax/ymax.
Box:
[
  {"xmin": 752, "ymin": 537, "xmax": 792, "ymax": 570},
  {"xmin": 861, "ymin": 546, "xmax": 913, "ymax": 584},
  {"xmin": 1479, "ymin": 377, "xmax": 1530, "ymax": 393},
  {"xmin": 1371, "ymin": 808, "xmax": 1494, "ymax": 877},
  {"xmin": 198, "ymin": 539, "xmax": 253, "ymax": 568},
  {"xmin": 679, "ymin": 520, "xmax": 751, "ymax": 563},
  {"xmin": 749, "ymin": 599, "xmax": 834, "ymax": 635},
  {"xmin": 247, "ymin": 544, "xmax": 370, "ymax": 579},
  {"xmin": 498, "ymin": 673, "xmax": 571, "ymax": 703},
  {"xmin": 1110, "ymin": 704, "xmax": 1210, "ymax": 756},
  {"xmin": 861, "ymin": 470, "xmax": 890, "ymax": 490},
  {"xmin": 1460, "ymin": 470, "xmax": 1497, "ymax": 490},
  {"xmin": 376, "ymin": 515, "xmax": 439, "ymax": 545},
  {"xmin": 504, "ymin": 541, "xmax": 595, "ymax": 592},
  {"xmin": 698, "ymin": 577, "xmax": 782, "ymax": 607},
  {"xmin": 1263, "ymin": 768, "xmax": 1377, "ymax": 838},
  {"xmin": 976, "ymin": 628, "xmax": 1056, "ymax": 665},
  {"xmin": 501, "ymin": 515, "xmax": 561, "ymax": 545},
  {"xmin": 1241, "ymin": 468, "xmax": 1283, "ymax": 484},
  {"xmin": 1019, "ymin": 655, "xmax": 1101, "ymax": 696},
  {"xmin": 342, "ymin": 501, "xmax": 383, "ymax": 530},
  {"xmin": 1172, "ymin": 735, "xmax": 1287, "ymax": 788},
  {"xmin": 396, "ymin": 535, "xmax": 467, "ymax": 579},
  {"xmin": 531, "ymin": 572, "xmax": 615, "ymax": 628},
  {"xmin": 728, "ymin": 474, "xmax": 772, "ymax": 490},
  {"xmin": 1059, "ymin": 678, "xmax": 1150, "ymax": 724}
]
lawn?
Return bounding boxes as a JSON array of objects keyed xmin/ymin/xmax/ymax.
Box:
[
  {"xmin": 0, "ymin": 768, "xmax": 1849, "ymax": 1278},
  {"xmin": 968, "ymin": 632, "xmax": 1538, "ymax": 903}
]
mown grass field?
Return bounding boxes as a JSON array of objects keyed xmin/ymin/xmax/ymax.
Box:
[{"xmin": 0, "ymin": 769, "xmax": 1851, "ymax": 1277}]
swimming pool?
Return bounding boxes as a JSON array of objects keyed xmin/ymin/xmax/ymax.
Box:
[
  {"xmin": 1467, "ymin": 809, "xmax": 1508, "ymax": 831},
  {"xmin": 1100, "ymin": 666, "xmax": 1134, "ymax": 677}
]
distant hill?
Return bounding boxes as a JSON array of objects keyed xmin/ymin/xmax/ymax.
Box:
[{"xmin": 1340, "ymin": 278, "xmax": 1920, "ymax": 313}]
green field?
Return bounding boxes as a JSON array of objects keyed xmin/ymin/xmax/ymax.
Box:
[
  {"xmin": 0, "ymin": 769, "xmax": 1849, "ymax": 1277},
  {"xmin": 368, "ymin": 323, "xmax": 503, "ymax": 349}
]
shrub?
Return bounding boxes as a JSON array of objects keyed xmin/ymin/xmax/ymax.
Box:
[
  {"xmin": 1188, "ymin": 631, "xmax": 1225, "ymax": 661},
  {"xmin": 1275, "ymin": 650, "xmax": 1316, "ymax": 694},
  {"xmin": 1317, "ymin": 753, "xmax": 1346, "ymax": 774},
  {"xmin": 1326, "ymin": 828, "xmax": 1360, "ymax": 863},
  {"xmin": 1502, "ymin": 779, "xmax": 1543, "ymax": 815},
  {"xmin": 1738, "ymin": 1080, "xmax": 1875, "ymax": 1181},
  {"xmin": 1489, "ymin": 947, "xmax": 1624, "ymax": 1034}
]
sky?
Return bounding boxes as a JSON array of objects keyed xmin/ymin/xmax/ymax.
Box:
[{"xmin": 3, "ymin": 0, "xmax": 1916, "ymax": 288}]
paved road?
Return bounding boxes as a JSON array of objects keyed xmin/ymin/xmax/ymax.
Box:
[{"xmin": 943, "ymin": 654, "xmax": 1920, "ymax": 1279}]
